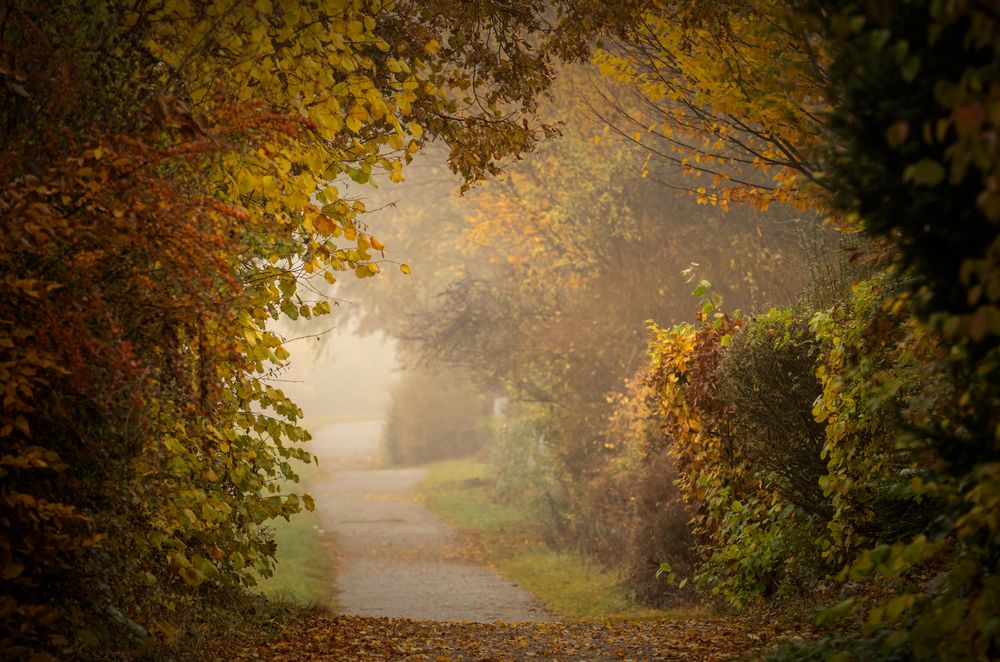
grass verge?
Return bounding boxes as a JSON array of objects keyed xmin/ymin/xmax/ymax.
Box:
[
  {"xmin": 130, "ymin": 461, "xmax": 335, "ymax": 658},
  {"xmin": 418, "ymin": 458, "xmax": 694, "ymax": 622},
  {"xmin": 256, "ymin": 461, "xmax": 336, "ymax": 607},
  {"xmin": 257, "ymin": 506, "xmax": 335, "ymax": 607}
]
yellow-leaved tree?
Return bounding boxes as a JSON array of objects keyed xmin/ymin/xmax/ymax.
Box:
[
  {"xmin": 591, "ymin": 0, "xmax": 833, "ymax": 213},
  {"xmin": 0, "ymin": 0, "xmax": 626, "ymax": 655}
]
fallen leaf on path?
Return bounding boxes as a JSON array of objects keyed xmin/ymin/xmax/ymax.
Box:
[{"xmin": 232, "ymin": 610, "xmax": 815, "ymax": 661}]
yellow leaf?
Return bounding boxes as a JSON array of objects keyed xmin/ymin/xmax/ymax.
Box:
[
  {"xmin": 400, "ymin": 263, "xmax": 411, "ymax": 275},
  {"xmin": 2, "ymin": 564, "xmax": 24, "ymax": 580},
  {"xmin": 314, "ymin": 216, "xmax": 337, "ymax": 234}
]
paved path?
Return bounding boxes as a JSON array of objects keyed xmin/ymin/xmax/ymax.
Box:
[{"xmin": 306, "ymin": 420, "xmax": 552, "ymax": 623}]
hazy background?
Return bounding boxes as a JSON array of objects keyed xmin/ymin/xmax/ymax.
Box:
[{"xmin": 276, "ymin": 321, "xmax": 398, "ymax": 424}]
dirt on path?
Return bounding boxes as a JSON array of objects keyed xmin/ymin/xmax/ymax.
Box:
[{"xmin": 306, "ymin": 420, "xmax": 552, "ymax": 623}]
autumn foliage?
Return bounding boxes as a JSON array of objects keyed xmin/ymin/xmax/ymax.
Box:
[
  {"xmin": 3, "ymin": 0, "xmax": 999, "ymax": 658},
  {"xmin": 345, "ymin": 0, "xmax": 1000, "ymax": 658},
  {"xmin": 2, "ymin": 102, "xmax": 318, "ymax": 647},
  {"xmin": 593, "ymin": 0, "xmax": 1000, "ymax": 656},
  {"xmin": 347, "ymin": 64, "xmax": 833, "ymax": 603},
  {"xmin": 0, "ymin": 0, "xmax": 609, "ymax": 655}
]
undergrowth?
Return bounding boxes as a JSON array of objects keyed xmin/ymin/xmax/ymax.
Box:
[{"xmin": 418, "ymin": 459, "xmax": 697, "ymax": 622}]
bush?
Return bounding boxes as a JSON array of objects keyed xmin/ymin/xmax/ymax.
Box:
[
  {"xmin": 639, "ymin": 278, "xmax": 954, "ymax": 607},
  {"xmin": 588, "ymin": 370, "xmax": 698, "ymax": 606},
  {"xmin": 810, "ymin": 274, "xmax": 944, "ymax": 563},
  {"xmin": 490, "ymin": 408, "xmax": 571, "ymax": 546},
  {"xmin": 707, "ymin": 304, "xmax": 837, "ymax": 598},
  {"xmin": 619, "ymin": 453, "xmax": 698, "ymax": 606},
  {"xmin": 718, "ymin": 308, "xmax": 830, "ymax": 521},
  {"xmin": 383, "ymin": 367, "xmax": 493, "ymax": 465},
  {"xmin": 647, "ymin": 309, "xmax": 831, "ymax": 604},
  {"xmin": 490, "ymin": 391, "xmax": 697, "ymax": 608}
]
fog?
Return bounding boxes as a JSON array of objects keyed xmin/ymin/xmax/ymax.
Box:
[
  {"xmin": 276, "ymin": 321, "xmax": 399, "ymax": 425},
  {"xmin": 274, "ymin": 77, "xmax": 845, "ymax": 463}
]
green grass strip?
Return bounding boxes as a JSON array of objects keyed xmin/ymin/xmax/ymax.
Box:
[
  {"xmin": 256, "ymin": 461, "xmax": 336, "ymax": 607},
  {"xmin": 418, "ymin": 459, "xmax": 693, "ymax": 622}
]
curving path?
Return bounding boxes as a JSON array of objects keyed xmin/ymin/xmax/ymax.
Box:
[{"xmin": 306, "ymin": 420, "xmax": 552, "ymax": 623}]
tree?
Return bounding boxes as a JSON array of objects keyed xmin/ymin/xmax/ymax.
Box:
[
  {"xmin": 589, "ymin": 0, "xmax": 833, "ymax": 213},
  {"xmin": 799, "ymin": 0, "xmax": 1000, "ymax": 657},
  {"xmin": 1, "ymin": 0, "xmax": 618, "ymax": 654},
  {"xmin": 389, "ymin": 69, "xmax": 829, "ymax": 558}
]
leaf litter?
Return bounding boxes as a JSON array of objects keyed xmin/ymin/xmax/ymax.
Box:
[{"xmin": 236, "ymin": 609, "xmax": 816, "ymax": 661}]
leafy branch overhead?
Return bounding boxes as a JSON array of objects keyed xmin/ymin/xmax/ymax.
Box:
[{"xmin": 0, "ymin": 0, "xmax": 620, "ymax": 655}]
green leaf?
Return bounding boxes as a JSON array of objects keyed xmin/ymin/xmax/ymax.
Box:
[
  {"xmin": 900, "ymin": 56, "xmax": 921, "ymax": 82},
  {"xmin": 884, "ymin": 593, "xmax": 915, "ymax": 621},
  {"xmin": 816, "ymin": 597, "xmax": 855, "ymax": 625},
  {"xmin": 904, "ymin": 159, "xmax": 946, "ymax": 187}
]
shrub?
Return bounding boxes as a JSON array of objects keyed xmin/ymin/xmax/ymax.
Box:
[
  {"xmin": 619, "ymin": 452, "xmax": 698, "ymax": 606},
  {"xmin": 810, "ymin": 274, "xmax": 945, "ymax": 564},
  {"xmin": 0, "ymin": 109, "xmax": 316, "ymax": 655},
  {"xmin": 648, "ymin": 308, "xmax": 831, "ymax": 604},
  {"xmin": 645, "ymin": 313, "xmax": 800, "ymax": 604},
  {"xmin": 717, "ymin": 308, "xmax": 830, "ymax": 521},
  {"xmin": 383, "ymin": 367, "xmax": 492, "ymax": 465},
  {"xmin": 593, "ymin": 370, "xmax": 697, "ymax": 606},
  {"xmin": 811, "ymin": 2, "xmax": 1000, "ymax": 648},
  {"xmin": 706, "ymin": 307, "xmax": 840, "ymax": 598},
  {"xmin": 490, "ymin": 408, "xmax": 571, "ymax": 546}
]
